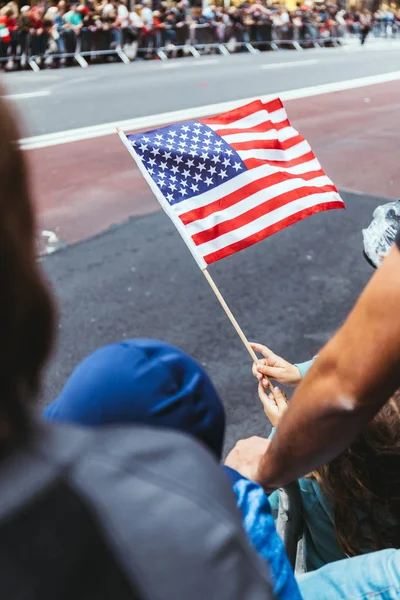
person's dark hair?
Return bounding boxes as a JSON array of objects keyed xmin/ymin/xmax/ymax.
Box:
[
  {"xmin": 0, "ymin": 92, "xmax": 55, "ymax": 444},
  {"xmin": 313, "ymin": 390, "xmax": 400, "ymax": 557}
]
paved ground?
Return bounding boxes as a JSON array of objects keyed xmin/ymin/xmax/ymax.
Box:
[{"xmin": 6, "ymin": 42, "xmax": 396, "ymax": 450}]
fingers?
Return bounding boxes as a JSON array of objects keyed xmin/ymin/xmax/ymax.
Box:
[
  {"xmin": 258, "ymin": 381, "xmax": 270, "ymax": 406},
  {"xmin": 271, "ymin": 386, "xmax": 288, "ymax": 410},
  {"xmin": 250, "ymin": 342, "xmax": 274, "ymax": 359},
  {"xmin": 252, "ymin": 358, "xmax": 267, "ymax": 382},
  {"xmin": 256, "ymin": 363, "xmax": 282, "ymax": 385}
]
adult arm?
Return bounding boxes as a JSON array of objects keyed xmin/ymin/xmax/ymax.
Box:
[
  {"xmin": 262, "ymin": 241, "xmax": 400, "ymax": 489},
  {"xmin": 227, "ymin": 239, "xmax": 400, "ymax": 491}
]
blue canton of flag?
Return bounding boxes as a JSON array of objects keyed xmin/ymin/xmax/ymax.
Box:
[{"xmin": 127, "ymin": 121, "xmax": 246, "ymax": 207}]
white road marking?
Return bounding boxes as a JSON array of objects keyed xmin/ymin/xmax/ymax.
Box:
[
  {"xmin": 261, "ymin": 59, "xmax": 319, "ymax": 70},
  {"xmin": 20, "ymin": 69, "xmax": 400, "ymax": 150},
  {"xmin": 162, "ymin": 58, "xmax": 220, "ymax": 69},
  {"xmin": 3, "ymin": 90, "xmax": 51, "ymax": 100},
  {"xmin": 191, "ymin": 58, "xmax": 220, "ymax": 66},
  {"xmin": 161, "ymin": 62, "xmax": 186, "ymax": 69}
]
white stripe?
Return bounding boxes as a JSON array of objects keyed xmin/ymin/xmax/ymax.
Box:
[
  {"xmin": 174, "ymin": 158, "xmax": 323, "ymax": 216},
  {"xmin": 223, "ymin": 126, "xmax": 298, "ymax": 144},
  {"xmin": 3, "ymin": 90, "xmax": 51, "ymax": 100},
  {"xmin": 197, "ymin": 191, "xmax": 343, "ymax": 257},
  {"xmin": 260, "ymin": 59, "xmax": 319, "ymax": 70},
  {"xmin": 238, "ymin": 139, "xmax": 311, "ymax": 162},
  {"xmin": 185, "ymin": 175, "xmax": 333, "ymax": 236},
  {"xmin": 20, "ymin": 71, "xmax": 400, "ymax": 150},
  {"xmin": 207, "ymin": 107, "xmax": 288, "ymax": 132}
]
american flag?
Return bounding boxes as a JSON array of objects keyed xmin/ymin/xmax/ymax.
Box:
[{"xmin": 119, "ymin": 98, "xmax": 344, "ymax": 268}]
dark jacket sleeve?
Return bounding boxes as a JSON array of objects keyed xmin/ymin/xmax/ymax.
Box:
[{"xmin": 71, "ymin": 425, "xmax": 275, "ymax": 600}]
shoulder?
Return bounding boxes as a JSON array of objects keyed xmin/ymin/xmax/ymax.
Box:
[{"xmin": 69, "ymin": 425, "xmax": 274, "ymax": 600}]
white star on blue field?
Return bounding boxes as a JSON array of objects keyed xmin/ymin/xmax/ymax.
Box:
[{"xmin": 128, "ymin": 121, "xmax": 246, "ymax": 206}]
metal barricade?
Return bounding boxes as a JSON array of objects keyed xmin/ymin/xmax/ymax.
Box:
[{"xmin": 0, "ymin": 21, "xmax": 344, "ymax": 71}]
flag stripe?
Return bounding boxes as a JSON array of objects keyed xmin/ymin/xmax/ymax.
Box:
[
  {"xmin": 198, "ymin": 191, "xmax": 342, "ymax": 255},
  {"xmin": 238, "ymin": 139, "xmax": 311, "ymax": 162},
  {"xmin": 191, "ymin": 182, "xmax": 337, "ymax": 245},
  {"xmin": 243, "ymin": 150, "xmax": 316, "ymax": 170},
  {"xmin": 202, "ymin": 98, "xmax": 284, "ymax": 126},
  {"xmin": 199, "ymin": 191, "xmax": 343, "ymax": 255},
  {"xmin": 212, "ymin": 119, "xmax": 290, "ymax": 137},
  {"xmin": 231, "ymin": 133, "xmax": 304, "ymax": 153},
  {"xmin": 203, "ymin": 200, "xmax": 344, "ymax": 264},
  {"xmin": 180, "ymin": 168, "xmax": 326, "ymax": 226},
  {"xmin": 175, "ymin": 157, "xmax": 324, "ymax": 217},
  {"xmin": 224, "ymin": 127, "xmax": 299, "ymax": 145},
  {"xmin": 208, "ymin": 108, "xmax": 288, "ymax": 133}
]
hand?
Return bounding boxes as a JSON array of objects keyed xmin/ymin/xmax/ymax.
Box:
[
  {"xmin": 258, "ymin": 384, "xmax": 288, "ymax": 427},
  {"xmin": 224, "ymin": 436, "xmax": 270, "ymax": 483},
  {"xmin": 251, "ymin": 342, "xmax": 301, "ymax": 387}
]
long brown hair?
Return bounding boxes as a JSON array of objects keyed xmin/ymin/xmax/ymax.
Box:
[
  {"xmin": 314, "ymin": 390, "xmax": 400, "ymax": 557},
  {"xmin": 0, "ymin": 91, "xmax": 55, "ymax": 444}
]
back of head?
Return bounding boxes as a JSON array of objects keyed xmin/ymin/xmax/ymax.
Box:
[
  {"xmin": 45, "ymin": 339, "xmax": 225, "ymax": 459},
  {"xmin": 316, "ymin": 390, "xmax": 400, "ymax": 556},
  {"xmin": 0, "ymin": 91, "xmax": 54, "ymax": 447}
]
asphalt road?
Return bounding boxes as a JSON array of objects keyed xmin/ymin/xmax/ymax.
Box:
[
  {"xmin": 41, "ymin": 190, "xmax": 379, "ymax": 452},
  {"xmin": 3, "ymin": 39, "xmax": 400, "ymax": 136}
]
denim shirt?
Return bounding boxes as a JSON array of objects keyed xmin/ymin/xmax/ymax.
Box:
[{"xmin": 223, "ymin": 466, "xmax": 302, "ymax": 600}]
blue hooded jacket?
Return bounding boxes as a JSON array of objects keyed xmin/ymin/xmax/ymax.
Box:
[{"xmin": 44, "ymin": 339, "xmax": 301, "ymax": 600}]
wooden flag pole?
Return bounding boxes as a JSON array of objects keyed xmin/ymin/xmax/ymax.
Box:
[{"xmin": 203, "ymin": 268, "xmax": 275, "ymax": 395}]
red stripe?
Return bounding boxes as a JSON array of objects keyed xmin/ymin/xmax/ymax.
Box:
[
  {"xmin": 262, "ymin": 98, "xmax": 284, "ymax": 113},
  {"xmin": 244, "ymin": 150, "xmax": 316, "ymax": 170},
  {"xmin": 201, "ymin": 100, "xmax": 266, "ymax": 126},
  {"xmin": 203, "ymin": 201, "xmax": 345, "ymax": 264},
  {"xmin": 202, "ymin": 98, "xmax": 285, "ymax": 127},
  {"xmin": 231, "ymin": 134, "xmax": 304, "ymax": 153},
  {"xmin": 216, "ymin": 119, "xmax": 290, "ymax": 137},
  {"xmin": 179, "ymin": 168, "xmax": 326, "ymax": 226},
  {"xmin": 192, "ymin": 184, "xmax": 338, "ymax": 246}
]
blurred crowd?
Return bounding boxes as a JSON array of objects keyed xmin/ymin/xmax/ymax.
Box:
[{"xmin": 1, "ymin": 0, "xmax": 400, "ymax": 68}]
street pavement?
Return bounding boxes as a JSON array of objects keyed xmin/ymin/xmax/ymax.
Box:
[{"xmin": 4, "ymin": 42, "xmax": 397, "ymax": 449}]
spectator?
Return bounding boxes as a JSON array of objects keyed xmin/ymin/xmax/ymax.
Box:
[
  {"xmin": 43, "ymin": 7, "xmax": 61, "ymax": 55},
  {"xmin": 17, "ymin": 4, "xmax": 31, "ymax": 64},
  {"xmin": 43, "ymin": 338, "xmax": 301, "ymax": 600},
  {"xmin": 141, "ymin": 0, "xmax": 153, "ymax": 30},
  {"xmin": 116, "ymin": 0, "xmax": 129, "ymax": 45},
  {"xmin": 251, "ymin": 344, "xmax": 400, "ymax": 571},
  {"xmin": 52, "ymin": 3, "xmax": 65, "ymax": 54},
  {"xmin": 63, "ymin": 3, "xmax": 82, "ymax": 57},
  {"xmin": 29, "ymin": 5, "xmax": 47, "ymax": 62},
  {"xmin": 0, "ymin": 89, "xmax": 276, "ymax": 600},
  {"xmin": 63, "ymin": 3, "xmax": 83, "ymax": 30},
  {"xmin": 360, "ymin": 8, "xmax": 372, "ymax": 45}
]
